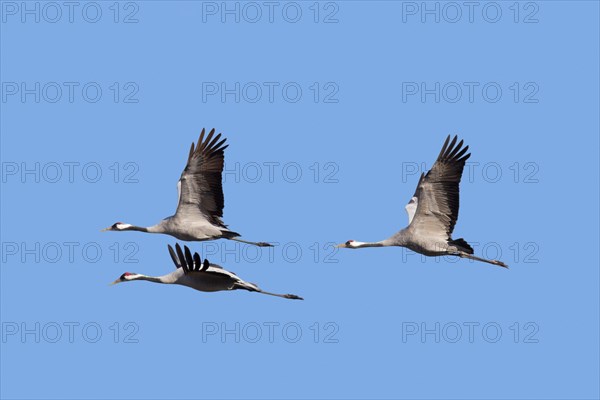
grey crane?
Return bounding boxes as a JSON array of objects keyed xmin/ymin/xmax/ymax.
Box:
[
  {"xmin": 102, "ymin": 129, "xmax": 272, "ymax": 247},
  {"xmin": 111, "ymin": 243, "xmax": 303, "ymax": 300},
  {"xmin": 336, "ymin": 135, "xmax": 508, "ymax": 268}
]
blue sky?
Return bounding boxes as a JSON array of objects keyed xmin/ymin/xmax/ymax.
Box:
[{"xmin": 1, "ymin": 1, "xmax": 599, "ymax": 399}]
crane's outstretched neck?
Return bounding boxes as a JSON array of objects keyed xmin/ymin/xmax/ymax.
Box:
[
  {"xmin": 127, "ymin": 273, "xmax": 175, "ymax": 284},
  {"xmin": 340, "ymin": 240, "xmax": 393, "ymax": 249},
  {"xmin": 103, "ymin": 222, "xmax": 159, "ymax": 233},
  {"xmin": 126, "ymin": 225, "xmax": 150, "ymax": 232},
  {"xmin": 354, "ymin": 241, "xmax": 387, "ymax": 248},
  {"xmin": 126, "ymin": 223, "xmax": 166, "ymax": 234}
]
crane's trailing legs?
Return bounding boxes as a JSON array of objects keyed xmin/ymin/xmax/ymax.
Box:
[
  {"xmin": 233, "ymin": 282, "xmax": 303, "ymax": 299},
  {"xmin": 456, "ymin": 251, "xmax": 508, "ymax": 268},
  {"xmin": 229, "ymin": 237, "xmax": 273, "ymax": 247}
]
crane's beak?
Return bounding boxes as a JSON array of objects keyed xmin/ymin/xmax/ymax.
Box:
[
  {"xmin": 109, "ymin": 279, "xmax": 121, "ymax": 286},
  {"xmin": 101, "ymin": 226, "xmax": 112, "ymax": 232},
  {"xmin": 335, "ymin": 243, "xmax": 346, "ymax": 249}
]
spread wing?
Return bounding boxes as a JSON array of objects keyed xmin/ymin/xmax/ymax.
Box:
[
  {"xmin": 175, "ymin": 129, "xmax": 228, "ymax": 228},
  {"xmin": 407, "ymin": 135, "xmax": 471, "ymax": 239},
  {"xmin": 167, "ymin": 244, "xmax": 237, "ymax": 278}
]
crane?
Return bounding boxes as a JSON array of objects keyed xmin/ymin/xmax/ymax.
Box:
[
  {"xmin": 111, "ymin": 243, "xmax": 303, "ymax": 300},
  {"xmin": 102, "ymin": 129, "xmax": 272, "ymax": 247},
  {"xmin": 336, "ymin": 135, "xmax": 508, "ymax": 268}
]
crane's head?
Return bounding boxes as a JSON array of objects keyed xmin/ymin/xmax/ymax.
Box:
[
  {"xmin": 101, "ymin": 222, "xmax": 131, "ymax": 232},
  {"xmin": 336, "ymin": 240, "xmax": 358, "ymax": 249},
  {"xmin": 110, "ymin": 272, "xmax": 138, "ymax": 285}
]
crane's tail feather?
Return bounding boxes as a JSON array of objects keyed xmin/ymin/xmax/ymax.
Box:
[
  {"xmin": 234, "ymin": 281, "xmax": 260, "ymax": 292},
  {"xmin": 220, "ymin": 230, "xmax": 241, "ymax": 238},
  {"xmin": 449, "ymin": 238, "xmax": 474, "ymax": 254},
  {"xmin": 458, "ymin": 251, "xmax": 508, "ymax": 269}
]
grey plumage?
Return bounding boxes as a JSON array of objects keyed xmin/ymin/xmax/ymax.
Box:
[
  {"xmin": 337, "ymin": 135, "xmax": 508, "ymax": 269},
  {"xmin": 102, "ymin": 129, "xmax": 272, "ymax": 247},
  {"xmin": 112, "ymin": 243, "xmax": 303, "ymax": 300},
  {"xmin": 177, "ymin": 128, "xmax": 229, "ymax": 230}
]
